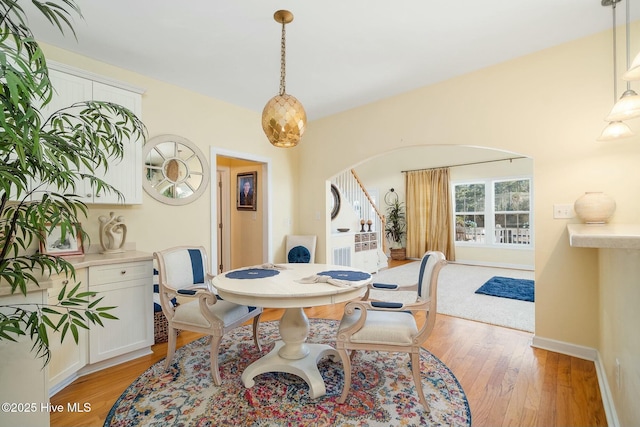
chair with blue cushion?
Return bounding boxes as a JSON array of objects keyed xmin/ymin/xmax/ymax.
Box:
[
  {"xmin": 154, "ymin": 245, "xmax": 262, "ymax": 385},
  {"xmin": 336, "ymin": 251, "xmax": 446, "ymax": 409},
  {"xmin": 285, "ymin": 235, "xmax": 317, "ymax": 263}
]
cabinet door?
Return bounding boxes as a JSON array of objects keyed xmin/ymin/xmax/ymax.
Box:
[
  {"xmin": 88, "ymin": 262, "xmax": 153, "ymax": 363},
  {"xmin": 90, "ymin": 82, "xmax": 143, "ymax": 204},
  {"xmin": 31, "ymin": 70, "xmax": 93, "ymax": 202},
  {"xmin": 32, "ymin": 69, "xmax": 143, "ymax": 204},
  {"xmin": 46, "ymin": 270, "xmax": 88, "ymax": 392}
]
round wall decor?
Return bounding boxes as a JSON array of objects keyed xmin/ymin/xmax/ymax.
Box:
[{"xmin": 142, "ymin": 134, "xmax": 210, "ymax": 205}]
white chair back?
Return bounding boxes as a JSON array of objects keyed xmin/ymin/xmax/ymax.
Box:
[
  {"xmin": 285, "ymin": 235, "xmax": 317, "ymax": 263},
  {"xmin": 158, "ymin": 247, "xmax": 209, "ymax": 291}
]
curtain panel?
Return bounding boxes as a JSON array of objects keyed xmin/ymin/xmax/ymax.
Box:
[{"xmin": 405, "ymin": 168, "xmax": 455, "ymax": 260}]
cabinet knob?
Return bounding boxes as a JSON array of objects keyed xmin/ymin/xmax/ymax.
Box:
[{"xmin": 121, "ymin": 270, "xmax": 126, "ymax": 275}]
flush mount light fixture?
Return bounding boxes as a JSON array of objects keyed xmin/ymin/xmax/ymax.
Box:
[{"xmin": 261, "ymin": 10, "xmax": 307, "ymax": 148}]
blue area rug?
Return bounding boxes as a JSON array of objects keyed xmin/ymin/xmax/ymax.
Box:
[{"xmin": 475, "ymin": 276, "xmax": 534, "ymax": 302}]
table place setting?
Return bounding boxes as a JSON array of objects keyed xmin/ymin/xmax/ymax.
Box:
[{"xmin": 296, "ymin": 269, "xmax": 371, "ymax": 288}]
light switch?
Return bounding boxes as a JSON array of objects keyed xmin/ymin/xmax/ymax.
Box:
[{"xmin": 553, "ymin": 204, "xmax": 574, "ymax": 219}]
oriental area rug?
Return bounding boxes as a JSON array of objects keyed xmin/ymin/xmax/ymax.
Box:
[{"xmin": 105, "ymin": 319, "xmax": 471, "ymax": 427}]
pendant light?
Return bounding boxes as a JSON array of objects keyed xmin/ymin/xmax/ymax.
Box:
[
  {"xmin": 598, "ymin": 0, "xmax": 634, "ymax": 141},
  {"xmin": 604, "ymin": 0, "xmax": 640, "ymax": 122},
  {"xmin": 261, "ymin": 10, "xmax": 307, "ymax": 148}
]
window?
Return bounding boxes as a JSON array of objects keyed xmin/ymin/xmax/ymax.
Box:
[
  {"xmin": 454, "ymin": 183, "xmax": 485, "ymax": 243},
  {"xmin": 454, "ymin": 178, "xmax": 532, "ymax": 247}
]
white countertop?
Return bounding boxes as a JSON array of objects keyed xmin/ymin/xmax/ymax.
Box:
[{"xmin": 567, "ymin": 224, "xmax": 640, "ymax": 249}]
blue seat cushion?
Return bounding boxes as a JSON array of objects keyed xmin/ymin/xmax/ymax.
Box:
[{"xmin": 288, "ymin": 245, "xmax": 311, "ymax": 263}]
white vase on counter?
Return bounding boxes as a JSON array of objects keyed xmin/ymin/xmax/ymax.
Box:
[{"xmin": 574, "ymin": 192, "xmax": 616, "ymax": 224}]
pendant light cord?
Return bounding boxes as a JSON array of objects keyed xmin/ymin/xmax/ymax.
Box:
[
  {"xmin": 613, "ymin": 2, "xmax": 619, "ymax": 103},
  {"xmin": 279, "ymin": 21, "xmax": 287, "ymax": 96},
  {"xmin": 625, "ymin": 0, "xmax": 632, "ymax": 92}
]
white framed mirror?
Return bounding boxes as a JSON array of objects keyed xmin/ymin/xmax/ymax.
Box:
[{"xmin": 142, "ymin": 134, "xmax": 210, "ymax": 205}]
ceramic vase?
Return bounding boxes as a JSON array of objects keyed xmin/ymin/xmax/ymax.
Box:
[{"xmin": 573, "ymin": 192, "xmax": 616, "ymax": 224}]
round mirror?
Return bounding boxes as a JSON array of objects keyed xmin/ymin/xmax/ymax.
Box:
[
  {"xmin": 330, "ymin": 184, "xmax": 340, "ymax": 219},
  {"xmin": 143, "ymin": 135, "xmax": 210, "ymax": 205}
]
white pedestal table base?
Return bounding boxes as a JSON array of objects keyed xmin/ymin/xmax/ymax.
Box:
[{"xmin": 241, "ymin": 307, "xmax": 339, "ymax": 399}]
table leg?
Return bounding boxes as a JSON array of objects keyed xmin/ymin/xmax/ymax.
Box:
[{"xmin": 241, "ymin": 307, "xmax": 339, "ymax": 398}]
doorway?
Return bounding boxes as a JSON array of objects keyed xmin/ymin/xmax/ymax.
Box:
[{"xmin": 210, "ymin": 148, "xmax": 272, "ymax": 274}]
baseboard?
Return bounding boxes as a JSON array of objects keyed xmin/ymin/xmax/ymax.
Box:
[
  {"xmin": 532, "ymin": 336, "xmax": 620, "ymax": 427},
  {"xmin": 593, "ymin": 351, "xmax": 621, "ymax": 427},
  {"xmin": 77, "ymin": 347, "xmax": 153, "ymax": 377},
  {"xmin": 449, "ymin": 260, "xmax": 534, "ymax": 271}
]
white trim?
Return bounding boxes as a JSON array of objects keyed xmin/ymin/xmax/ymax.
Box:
[
  {"xmin": 531, "ymin": 336, "xmax": 620, "ymax": 427},
  {"xmin": 48, "ymin": 60, "xmax": 146, "ymax": 94},
  {"xmin": 210, "ymin": 147, "xmax": 273, "ymax": 271},
  {"xmin": 450, "ymin": 260, "xmax": 534, "ymax": 271},
  {"xmin": 531, "ymin": 335, "xmax": 597, "ymax": 361},
  {"xmin": 594, "ymin": 352, "xmax": 621, "ymax": 427}
]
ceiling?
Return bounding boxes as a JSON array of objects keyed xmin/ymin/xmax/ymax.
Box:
[{"xmin": 25, "ymin": 0, "xmax": 638, "ymax": 121}]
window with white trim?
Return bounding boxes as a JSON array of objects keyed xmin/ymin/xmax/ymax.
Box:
[{"xmin": 454, "ymin": 178, "xmax": 532, "ymax": 247}]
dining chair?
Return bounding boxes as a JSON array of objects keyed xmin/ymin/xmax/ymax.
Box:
[
  {"xmin": 154, "ymin": 245, "xmax": 262, "ymax": 385},
  {"xmin": 285, "ymin": 234, "xmax": 317, "ymax": 263},
  {"xmin": 335, "ymin": 251, "xmax": 447, "ymax": 409}
]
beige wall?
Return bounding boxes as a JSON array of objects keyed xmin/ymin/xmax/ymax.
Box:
[
  {"xmin": 40, "ymin": 43, "xmax": 299, "ymax": 267},
  {"xmin": 38, "ymin": 24, "xmax": 640, "ymax": 423},
  {"xmin": 297, "ymin": 26, "xmax": 640, "ymax": 424},
  {"xmin": 353, "ymin": 146, "xmax": 534, "ymax": 269},
  {"xmin": 300, "ymin": 28, "xmax": 630, "ymax": 346},
  {"xmin": 599, "ymin": 249, "xmax": 640, "ymax": 426}
]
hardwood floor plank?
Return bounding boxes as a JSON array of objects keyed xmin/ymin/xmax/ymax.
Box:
[{"xmin": 49, "ymin": 262, "xmax": 608, "ymax": 427}]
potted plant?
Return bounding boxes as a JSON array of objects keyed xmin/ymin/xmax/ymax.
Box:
[
  {"xmin": 384, "ymin": 199, "xmax": 406, "ymax": 260},
  {"xmin": 0, "ymin": 0, "xmax": 146, "ymax": 364}
]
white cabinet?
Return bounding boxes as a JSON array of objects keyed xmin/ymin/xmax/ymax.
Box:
[
  {"xmin": 354, "ymin": 232, "xmax": 380, "ymax": 274},
  {"xmin": 34, "ymin": 68, "xmax": 143, "ymax": 204},
  {"xmin": 46, "ymin": 270, "xmax": 88, "ymax": 393},
  {"xmin": 87, "ymin": 260, "xmax": 153, "ymax": 363},
  {"xmin": 0, "ymin": 287, "xmax": 50, "ymax": 427},
  {"xmin": 41, "ymin": 254, "xmax": 154, "ymax": 395}
]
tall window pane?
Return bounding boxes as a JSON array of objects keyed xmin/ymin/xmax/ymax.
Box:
[
  {"xmin": 494, "ymin": 179, "xmax": 530, "ymax": 244},
  {"xmin": 454, "ymin": 183, "xmax": 485, "ymax": 243}
]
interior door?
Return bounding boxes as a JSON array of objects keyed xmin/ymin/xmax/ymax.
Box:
[{"xmin": 216, "ymin": 168, "xmax": 231, "ymax": 273}]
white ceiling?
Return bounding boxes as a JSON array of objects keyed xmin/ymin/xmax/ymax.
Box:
[{"xmin": 25, "ymin": 0, "xmax": 638, "ymax": 121}]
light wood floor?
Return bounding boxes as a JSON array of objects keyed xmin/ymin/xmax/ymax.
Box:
[{"xmin": 50, "ymin": 260, "xmax": 607, "ymax": 427}]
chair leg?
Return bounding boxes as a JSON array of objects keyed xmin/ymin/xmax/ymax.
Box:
[
  {"xmin": 411, "ymin": 352, "xmax": 429, "ymax": 411},
  {"xmin": 164, "ymin": 326, "xmax": 178, "ymax": 370},
  {"xmin": 252, "ymin": 313, "xmax": 262, "ymax": 352},
  {"xmin": 337, "ymin": 349, "xmax": 352, "ymax": 404},
  {"xmin": 209, "ymin": 335, "xmax": 223, "ymax": 386}
]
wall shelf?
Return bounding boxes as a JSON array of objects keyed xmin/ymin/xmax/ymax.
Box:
[{"xmin": 567, "ymin": 224, "xmax": 640, "ymax": 249}]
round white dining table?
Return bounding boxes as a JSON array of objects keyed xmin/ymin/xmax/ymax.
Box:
[{"xmin": 212, "ymin": 263, "xmax": 372, "ymax": 398}]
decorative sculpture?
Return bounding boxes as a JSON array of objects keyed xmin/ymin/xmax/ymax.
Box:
[{"xmin": 98, "ymin": 212, "xmax": 127, "ymax": 253}]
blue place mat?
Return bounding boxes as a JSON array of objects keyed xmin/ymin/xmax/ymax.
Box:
[
  {"xmin": 316, "ymin": 270, "xmax": 371, "ymax": 281},
  {"xmin": 225, "ymin": 269, "xmax": 280, "ymax": 279}
]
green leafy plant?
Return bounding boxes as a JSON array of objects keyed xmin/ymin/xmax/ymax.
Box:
[
  {"xmin": 384, "ymin": 199, "xmax": 406, "ymax": 249},
  {"xmin": 0, "ymin": 0, "xmax": 146, "ymax": 364}
]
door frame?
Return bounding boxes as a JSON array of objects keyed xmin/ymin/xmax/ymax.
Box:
[{"xmin": 210, "ymin": 147, "xmax": 272, "ymax": 273}]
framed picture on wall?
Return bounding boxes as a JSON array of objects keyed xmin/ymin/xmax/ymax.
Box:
[
  {"xmin": 40, "ymin": 223, "xmax": 85, "ymax": 256},
  {"xmin": 237, "ymin": 171, "xmax": 257, "ymax": 211}
]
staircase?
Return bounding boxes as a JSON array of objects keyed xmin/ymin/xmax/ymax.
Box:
[{"xmin": 332, "ymin": 169, "xmax": 388, "ymax": 271}]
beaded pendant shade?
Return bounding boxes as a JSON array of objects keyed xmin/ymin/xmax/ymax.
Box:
[{"xmin": 261, "ymin": 10, "xmax": 307, "ymax": 148}]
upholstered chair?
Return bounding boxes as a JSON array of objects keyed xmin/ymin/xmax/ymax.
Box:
[
  {"xmin": 154, "ymin": 246, "xmax": 262, "ymax": 385},
  {"xmin": 336, "ymin": 251, "xmax": 447, "ymax": 409},
  {"xmin": 285, "ymin": 235, "xmax": 317, "ymax": 263}
]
